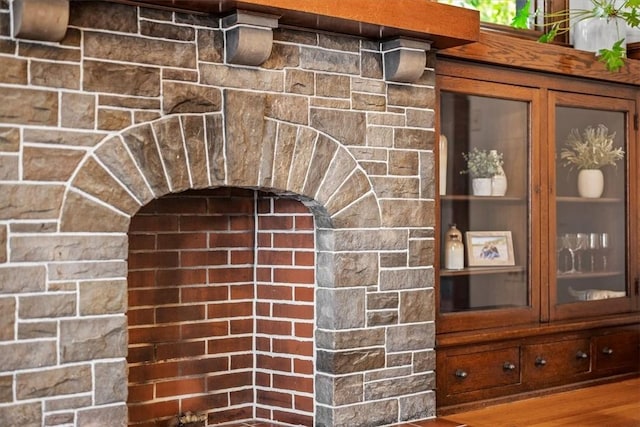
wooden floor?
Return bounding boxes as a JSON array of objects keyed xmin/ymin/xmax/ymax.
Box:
[
  {"xmin": 224, "ymin": 378, "xmax": 640, "ymax": 427},
  {"xmin": 434, "ymin": 377, "xmax": 640, "ymax": 427}
]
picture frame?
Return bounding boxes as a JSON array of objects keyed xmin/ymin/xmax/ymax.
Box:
[{"xmin": 465, "ymin": 231, "xmax": 515, "ymax": 266}]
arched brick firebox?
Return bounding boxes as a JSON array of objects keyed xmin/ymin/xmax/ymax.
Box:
[
  {"xmin": 127, "ymin": 188, "xmax": 318, "ymax": 426},
  {"xmin": 52, "ymin": 89, "xmax": 436, "ymax": 426}
]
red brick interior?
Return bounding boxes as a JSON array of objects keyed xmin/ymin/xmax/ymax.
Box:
[{"xmin": 127, "ymin": 188, "xmax": 315, "ymax": 426}]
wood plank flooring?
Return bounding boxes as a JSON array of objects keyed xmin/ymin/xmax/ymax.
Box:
[
  {"xmin": 439, "ymin": 377, "xmax": 640, "ymax": 427},
  {"xmin": 222, "ymin": 378, "xmax": 640, "ymax": 427}
]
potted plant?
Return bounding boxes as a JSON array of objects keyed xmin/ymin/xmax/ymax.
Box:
[
  {"xmin": 460, "ymin": 147, "xmax": 504, "ymax": 196},
  {"xmin": 512, "ymin": 0, "xmax": 640, "ymax": 71},
  {"xmin": 560, "ymin": 124, "xmax": 624, "ymax": 198}
]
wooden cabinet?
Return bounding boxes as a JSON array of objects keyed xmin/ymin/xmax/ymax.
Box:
[
  {"xmin": 438, "ymin": 327, "xmax": 639, "ymax": 409},
  {"xmin": 435, "ymin": 33, "xmax": 640, "ymax": 414},
  {"xmin": 593, "ymin": 329, "xmax": 640, "ymax": 373},
  {"xmin": 521, "ymin": 338, "xmax": 591, "ymax": 388},
  {"xmin": 439, "ymin": 344, "xmax": 520, "ymax": 407},
  {"xmin": 443, "ymin": 345, "xmax": 520, "ymax": 396},
  {"xmin": 438, "ymin": 77, "xmax": 540, "ymax": 333},
  {"xmin": 549, "ymin": 92, "xmax": 638, "ymax": 322}
]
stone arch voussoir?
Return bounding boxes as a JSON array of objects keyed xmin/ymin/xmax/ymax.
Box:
[{"xmin": 60, "ymin": 110, "xmax": 381, "ymax": 233}]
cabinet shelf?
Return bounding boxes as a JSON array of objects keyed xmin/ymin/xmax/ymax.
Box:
[
  {"xmin": 441, "ymin": 266, "xmax": 525, "ymax": 277},
  {"xmin": 441, "ymin": 195, "xmax": 524, "ymax": 202},
  {"xmin": 557, "ymin": 271, "xmax": 624, "ymax": 280},
  {"xmin": 557, "ymin": 196, "xmax": 623, "ymax": 203}
]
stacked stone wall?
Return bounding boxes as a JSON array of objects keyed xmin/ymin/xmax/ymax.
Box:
[{"xmin": 0, "ymin": 0, "xmax": 437, "ymax": 425}]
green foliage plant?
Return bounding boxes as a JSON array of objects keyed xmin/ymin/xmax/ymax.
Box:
[
  {"xmin": 560, "ymin": 124, "xmax": 625, "ymax": 170},
  {"xmin": 512, "ymin": 0, "xmax": 640, "ymax": 72},
  {"xmin": 460, "ymin": 148, "xmax": 503, "ymax": 178},
  {"xmin": 439, "ymin": 0, "xmax": 515, "ymax": 26}
]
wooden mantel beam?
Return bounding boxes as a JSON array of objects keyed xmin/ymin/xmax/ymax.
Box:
[{"xmin": 103, "ymin": 0, "xmax": 481, "ymax": 50}]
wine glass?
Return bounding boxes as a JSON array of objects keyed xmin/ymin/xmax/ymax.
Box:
[
  {"xmin": 556, "ymin": 235, "xmax": 568, "ymax": 274},
  {"xmin": 588, "ymin": 233, "xmax": 600, "ymax": 272},
  {"xmin": 562, "ymin": 233, "xmax": 580, "ymax": 274},
  {"xmin": 575, "ymin": 233, "xmax": 589, "ymax": 272},
  {"xmin": 600, "ymin": 233, "xmax": 610, "ymax": 271}
]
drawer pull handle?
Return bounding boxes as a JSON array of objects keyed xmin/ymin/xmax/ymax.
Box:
[
  {"xmin": 503, "ymin": 362, "xmax": 516, "ymax": 371},
  {"xmin": 455, "ymin": 369, "xmax": 468, "ymax": 379},
  {"xmin": 535, "ymin": 357, "xmax": 547, "ymax": 367},
  {"xmin": 576, "ymin": 351, "xmax": 589, "ymax": 360},
  {"xmin": 602, "ymin": 347, "xmax": 614, "ymax": 355}
]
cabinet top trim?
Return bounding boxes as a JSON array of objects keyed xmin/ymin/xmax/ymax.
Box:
[
  {"xmin": 438, "ymin": 30, "xmax": 640, "ymax": 86},
  {"xmin": 438, "ymin": 314, "xmax": 640, "ymax": 347}
]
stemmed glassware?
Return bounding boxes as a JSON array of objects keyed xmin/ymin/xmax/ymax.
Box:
[
  {"xmin": 562, "ymin": 233, "xmax": 588, "ymax": 274},
  {"xmin": 556, "ymin": 235, "xmax": 566, "ymax": 273},
  {"xmin": 562, "ymin": 234, "xmax": 579, "ymax": 274},
  {"xmin": 600, "ymin": 233, "xmax": 610, "ymax": 271},
  {"xmin": 559, "ymin": 232, "xmax": 610, "ymax": 274},
  {"xmin": 576, "ymin": 233, "xmax": 589, "ymax": 271},
  {"xmin": 588, "ymin": 233, "xmax": 600, "ymax": 272}
]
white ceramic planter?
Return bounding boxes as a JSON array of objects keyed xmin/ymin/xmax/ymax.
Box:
[
  {"xmin": 573, "ymin": 16, "xmax": 626, "ymax": 53},
  {"xmin": 577, "ymin": 169, "xmax": 604, "ymax": 198},
  {"xmin": 491, "ymin": 174, "xmax": 508, "ymax": 196},
  {"xmin": 472, "ymin": 178, "xmax": 492, "ymax": 196}
]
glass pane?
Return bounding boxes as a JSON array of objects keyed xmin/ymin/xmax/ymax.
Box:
[
  {"xmin": 438, "ymin": 0, "xmax": 536, "ymax": 27},
  {"xmin": 440, "ymin": 92, "xmax": 530, "ymax": 313},
  {"xmin": 554, "ymin": 107, "xmax": 628, "ymax": 304}
]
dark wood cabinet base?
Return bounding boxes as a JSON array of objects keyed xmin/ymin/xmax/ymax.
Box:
[{"xmin": 436, "ymin": 322, "xmax": 640, "ymax": 414}]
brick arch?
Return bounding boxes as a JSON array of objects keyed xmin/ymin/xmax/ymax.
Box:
[{"xmin": 59, "ymin": 111, "xmax": 381, "ymax": 232}]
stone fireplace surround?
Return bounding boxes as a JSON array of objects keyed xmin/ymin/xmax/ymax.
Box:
[{"xmin": 0, "ymin": 0, "xmax": 478, "ymax": 425}]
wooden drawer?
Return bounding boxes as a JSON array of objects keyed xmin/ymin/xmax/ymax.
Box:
[
  {"xmin": 437, "ymin": 323, "xmax": 640, "ymax": 413},
  {"xmin": 442, "ymin": 346, "xmax": 520, "ymax": 395},
  {"xmin": 522, "ymin": 338, "xmax": 591, "ymax": 387},
  {"xmin": 594, "ymin": 330, "xmax": 640, "ymax": 373}
]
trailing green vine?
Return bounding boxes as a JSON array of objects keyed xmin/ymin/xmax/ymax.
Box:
[{"xmin": 512, "ymin": 0, "xmax": 640, "ymax": 72}]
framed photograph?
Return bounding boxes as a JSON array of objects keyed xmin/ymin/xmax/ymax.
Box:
[{"xmin": 465, "ymin": 231, "xmax": 515, "ymax": 266}]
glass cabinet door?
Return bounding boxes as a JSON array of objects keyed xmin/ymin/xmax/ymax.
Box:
[
  {"xmin": 550, "ymin": 92, "xmax": 637, "ymax": 321},
  {"xmin": 437, "ymin": 76, "xmax": 540, "ymax": 333}
]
